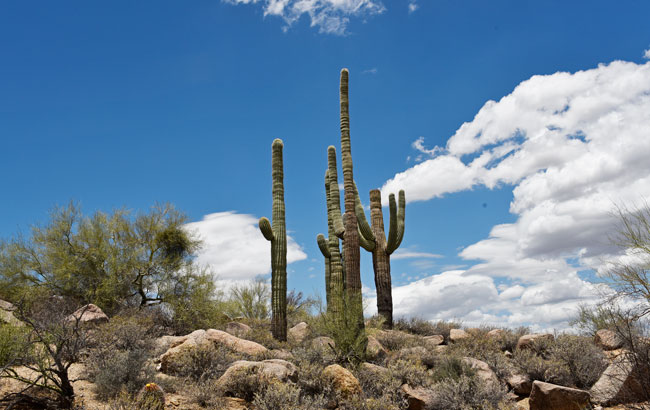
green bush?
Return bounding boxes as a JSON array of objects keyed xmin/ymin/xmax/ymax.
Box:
[
  {"xmin": 547, "ymin": 334, "xmax": 607, "ymax": 389},
  {"xmin": 0, "ymin": 323, "xmax": 29, "ymax": 367},
  {"xmin": 430, "ymin": 356, "xmax": 475, "ymax": 383},
  {"xmin": 166, "ymin": 342, "xmax": 243, "ymax": 381}
]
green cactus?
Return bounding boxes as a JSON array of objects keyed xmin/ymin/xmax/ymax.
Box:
[
  {"xmin": 259, "ymin": 138, "xmax": 287, "ymax": 342},
  {"xmin": 365, "ymin": 189, "xmax": 405, "ymax": 329}
]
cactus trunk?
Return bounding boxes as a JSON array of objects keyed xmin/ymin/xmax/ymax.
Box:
[
  {"xmin": 259, "ymin": 139, "xmax": 287, "ymax": 342},
  {"xmin": 339, "ymin": 69, "xmax": 365, "ymax": 337}
]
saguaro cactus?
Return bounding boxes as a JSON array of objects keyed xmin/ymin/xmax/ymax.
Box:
[
  {"xmin": 368, "ymin": 189, "xmax": 405, "ymax": 329},
  {"xmin": 339, "ymin": 69, "xmax": 365, "ymax": 337},
  {"xmin": 259, "ymin": 138, "xmax": 287, "ymax": 342}
]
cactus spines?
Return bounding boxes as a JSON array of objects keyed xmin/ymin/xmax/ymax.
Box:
[
  {"xmin": 368, "ymin": 188, "xmax": 406, "ymax": 328},
  {"xmin": 259, "ymin": 138, "xmax": 287, "ymax": 341},
  {"xmin": 339, "ymin": 68, "xmax": 365, "ymax": 336}
]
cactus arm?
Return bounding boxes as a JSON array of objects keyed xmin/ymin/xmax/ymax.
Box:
[
  {"xmin": 386, "ymin": 190, "xmax": 406, "ymax": 255},
  {"xmin": 354, "ymin": 182, "xmax": 376, "ymax": 246},
  {"xmin": 317, "ymin": 234, "xmax": 331, "ymax": 258},
  {"xmin": 259, "ymin": 217, "xmax": 274, "ymax": 241},
  {"xmin": 327, "ymin": 146, "xmax": 345, "ymax": 238},
  {"xmin": 358, "ymin": 225, "xmax": 375, "ymax": 252}
]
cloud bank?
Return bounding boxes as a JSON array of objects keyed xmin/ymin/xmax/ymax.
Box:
[
  {"xmin": 379, "ymin": 60, "xmax": 650, "ymax": 329},
  {"xmin": 185, "ymin": 211, "xmax": 307, "ymax": 286},
  {"xmin": 223, "ymin": 0, "xmax": 385, "ymax": 35}
]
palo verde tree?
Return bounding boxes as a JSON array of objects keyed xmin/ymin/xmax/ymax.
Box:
[
  {"xmin": 0, "ymin": 202, "xmax": 218, "ymax": 329},
  {"xmin": 259, "ymin": 138, "xmax": 288, "ymax": 341}
]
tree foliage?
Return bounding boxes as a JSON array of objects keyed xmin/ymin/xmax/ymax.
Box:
[{"xmin": 0, "ymin": 202, "xmax": 216, "ymax": 320}]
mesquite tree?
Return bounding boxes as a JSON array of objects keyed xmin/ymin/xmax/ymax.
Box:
[{"xmin": 259, "ymin": 138, "xmax": 288, "ymax": 341}]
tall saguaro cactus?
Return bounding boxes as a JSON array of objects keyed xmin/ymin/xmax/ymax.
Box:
[
  {"xmin": 259, "ymin": 138, "xmax": 287, "ymax": 342},
  {"xmin": 339, "ymin": 68, "xmax": 365, "ymax": 337},
  {"xmin": 367, "ymin": 189, "xmax": 405, "ymax": 328}
]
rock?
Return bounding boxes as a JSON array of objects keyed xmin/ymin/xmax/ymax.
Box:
[
  {"xmin": 216, "ymin": 359, "xmax": 298, "ymax": 398},
  {"xmin": 590, "ymin": 352, "xmax": 647, "ymax": 405},
  {"xmin": 159, "ymin": 329, "xmax": 268, "ymax": 373},
  {"xmin": 0, "ymin": 300, "xmax": 21, "ymax": 326},
  {"xmin": 400, "ymin": 384, "xmax": 435, "ymax": 410},
  {"xmin": 269, "ymin": 349, "xmax": 294, "ymax": 360},
  {"xmin": 449, "ymin": 328, "xmax": 469, "ymax": 342},
  {"xmin": 366, "ymin": 335, "xmax": 387, "ymax": 361},
  {"xmin": 487, "ymin": 329, "xmax": 505, "ymax": 338},
  {"xmin": 528, "ymin": 381, "xmax": 590, "ymax": 410},
  {"xmin": 423, "ymin": 335, "xmax": 444, "ymax": 346},
  {"xmin": 505, "ymin": 350, "xmax": 514, "ymax": 358},
  {"xmin": 322, "ymin": 364, "xmax": 362, "ymax": 399},
  {"xmin": 288, "ymin": 322, "xmax": 310, "ymax": 343},
  {"xmin": 508, "ymin": 373, "xmax": 533, "ymax": 395},
  {"xmin": 359, "ymin": 362, "xmax": 390, "ymax": 378},
  {"xmin": 434, "ymin": 345, "xmax": 448, "ymax": 353},
  {"xmin": 462, "ymin": 357, "xmax": 498, "ymax": 385},
  {"xmin": 516, "ymin": 397, "xmax": 530, "ymax": 410},
  {"xmin": 0, "ymin": 299, "xmax": 15, "ymax": 311},
  {"xmin": 66, "ymin": 304, "xmax": 108, "ymax": 325},
  {"xmin": 516, "ymin": 333, "xmax": 554, "ymax": 350},
  {"xmin": 311, "ymin": 336, "xmax": 335, "ymax": 350},
  {"xmin": 225, "ymin": 322, "xmax": 252, "ymax": 338},
  {"xmin": 594, "ymin": 329, "xmax": 623, "ymax": 351}
]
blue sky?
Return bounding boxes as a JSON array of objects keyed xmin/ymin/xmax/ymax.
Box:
[{"xmin": 2, "ymin": 0, "xmax": 650, "ymax": 330}]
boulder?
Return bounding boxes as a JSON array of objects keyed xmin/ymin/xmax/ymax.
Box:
[
  {"xmin": 0, "ymin": 299, "xmax": 15, "ymax": 311},
  {"xmin": 288, "ymin": 322, "xmax": 310, "ymax": 343},
  {"xmin": 528, "ymin": 381, "xmax": 590, "ymax": 410},
  {"xmin": 590, "ymin": 352, "xmax": 647, "ymax": 405},
  {"xmin": 366, "ymin": 335, "xmax": 387, "ymax": 361},
  {"xmin": 216, "ymin": 359, "xmax": 297, "ymax": 398},
  {"xmin": 225, "ymin": 322, "xmax": 252, "ymax": 338},
  {"xmin": 423, "ymin": 335, "xmax": 444, "ymax": 346},
  {"xmin": 516, "ymin": 333, "xmax": 554, "ymax": 350},
  {"xmin": 359, "ymin": 362, "xmax": 390, "ymax": 379},
  {"xmin": 462, "ymin": 357, "xmax": 498, "ymax": 385},
  {"xmin": 508, "ymin": 373, "xmax": 533, "ymax": 395},
  {"xmin": 159, "ymin": 329, "xmax": 267, "ymax": 373},
  {"xmin": 322, "ymin": 364, "xmax": 362, "ymax": 399},
  {"xmin": 594, "ymin": 329, "xmax": 623, "ymax": 351},
  {"xmin": 269, "ymin": 349, "xmax": 294, "ymax": 360},
  {"xmin": 0, "ymin": 300, "xmax": 21, "ymax": 326},
  {"xmin": 400, "ymin": 384, "xmax": 435, "ymax": 410},
  {"xmin": 311, "ymin": 336, "xmax": 335, "ymax": 350},
  {"xmin": 487, "ymin": 329, "xmax": 505, "ymax": 338},
  {"xmin": 67, "ymin": 304, "xmax": 108, "ymax": 325},
  {"xmin": 449, "ymin": 328, "xmax": 469, "ymax": 342}
]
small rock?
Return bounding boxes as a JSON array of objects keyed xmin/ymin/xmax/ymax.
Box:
[
  {"xmin": 269, "ymin": 349, "xmax": 294, "ymax": 360},
  {"xmin": 594, "ymin": 329, "xmax": 623, "ymax": 351},
  {"xmin": 462, "ymin": 357, "xmax": 498, "ymax": 385},
  {"xmin": 66, "ymin": 304, "xmax": 109, "ymax": 325},
  {"xmin": 487, "ymin": 329, "xmax": 505, "ymax": 338},
  {"xmin": 216, "ymin": 359, "xmax": 298, "ymax": 398},
  {"xmin": 529, "ymin": 381, "xmax": 590, "ymax": 410},
  {"xmin": 322, "ymin": 364, "xmax": 362, "ymax": 399},
  {"xmin": 225, "ymin": 322, "xmax": 252, "ymax": 338},
  {"xmin": 508, "ymin": 373, "xmax": 532, "ymax": 395},
  {"xmin": 449, "ymin": 328, "xmax": 469, "ymax": 342},
  {"xmin": 400, "ymin": 384, "xmax": 435, "ymax": 410},
  {"xmin": 516, "ymin": 333, "xmax": 554, "ymax": 350},
  {"xmin": 366, "ymin": 335, "xmax": 387, "ymax": 361},
  {"xmin": 288, "ymin": 322, "xmax": 310, "ymax": 343},
  {"xmin": 359, "ymin": 362, "xmax": 390, "ymax": 378},
  {"xmin": 423, "ymin": 335, "xmax": 444, "ymax": 346}
]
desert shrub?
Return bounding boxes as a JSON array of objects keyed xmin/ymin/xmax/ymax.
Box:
[
  {"xmin": 0, "ymin": 323, "xmax": 29, "ymax": 367},
  {"xmin": 448, "ymin": 331, "xmax": 511, "ymax": 380},
  {"xmin": 245, "ymin": 320, "xmax": 287, "ymax": 350},
  {"xmin": 216, "ymin": 365, "xmax": 264, "ymax": 401},
  {"xmin": 429, "ymin": 374, "xmax": 512, "ymax": 410},
  {"xmin": 286, "ymin": 290, "xmax": 318, "ymax": 327},
  {"xmin": 106, "ymin": 389, "xmax": 166, "ymax": 410},
  {"xmin": 312, "ymin": 299, "xmax": 368, "ymax": 365},
  {"xmin": 547, "ymin": 334, "xmax": 607, "ymax": 389},
  {"xmin": 430, "ymin": 355, "xmax": 476, "ymax": 383},
  {"xmin": 294, "ymin": 358, "xmax": 329, "ymax": 396},
  {"xmin": 394, "ymin": 317, "xmax": 443, "ymax": 336},
  {"xmin": 374, "ymin": 330, "xmax": 420, "ymax": 351},
  {"xmin": 365, "ymin": 315, "xmax": 387, "ymax": 330},
  {"xmin": 512, "ymin": 348, "xmax": 553, "ymax": 383},
  {"xmin": 183, "ymin": 378, "xmax": 227, "ymax": 408},
  {"xmin": 220, "ymin": 277, "xmax": 270, "ymax": 320},
  {"xmin": 387, "ymin": 358, "xmax": 431, "ymax": 387},
  {"xmin": 84, "ymin": 313, "xmax": 156, "ymax": 399},
  {"xmin": 431, "ymin": 320, "xmax": 463, "ymax": 342},
  {"xmin": 252, "ymin": 381, "xmax": 328, "ymax": 410},
  {"xmin": 167, "ymin": 342, "xmax": 242, "ymax": 381},
  {"xmin": 354, "ymin": 367, "xmax": 406, "ymax": 409}
]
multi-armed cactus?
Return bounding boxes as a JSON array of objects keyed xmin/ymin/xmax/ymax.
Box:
[
  {"xmin": 259, "ymin": 138, "xmax": 287, "ymax": 342},
  {"xmin": 364, "ymin": 189, "xmax": 405, "ymax": 329},
  {"xmin": 317, "ymin": 147, "xmax": 345, "ymax": 319}
]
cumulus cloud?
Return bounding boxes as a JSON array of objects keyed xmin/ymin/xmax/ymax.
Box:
[
  {"xmin": 185, "ymin": 211, "xmax": 307, "ymax": 286},
  {"xmin": 378, "ymin": 60, "xmax": 650, "ymax": 329},
  {"xmin": 645, "ymin": 48, "xmax": 650, "ymax": 60},
  {"xmin": 222, "ymin": 0, "xmax": 385, "ymax": 35},
  {"xmin": 408, "ymin": 1, "xmax": 418, "ymax": 13}
]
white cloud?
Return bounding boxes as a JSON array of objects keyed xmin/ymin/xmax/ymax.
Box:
[
  {"xmin": 644, "ymin": 48, "xmax": 650, "ymax": 60},
  {"xmin": 222, "ymin": 0, "xmax": 385, "ymax": 35},
  {"xmin": 408, "ymin": 1, "xmax": 418, "ymax": 13},
  {"xmin": 185, "ymin": 211, "xmax": 307, "ymax": 286},
  {"xmin": 377, "ymin": 60, "xmax": 650, "ymax": 329},
  {"xmin": 392, "ymin": 250, "xmax": 442, "ymax": 260},
  {"xmin": 362, "ymin": 67, "xmax": 378, "ymax": 74}
]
